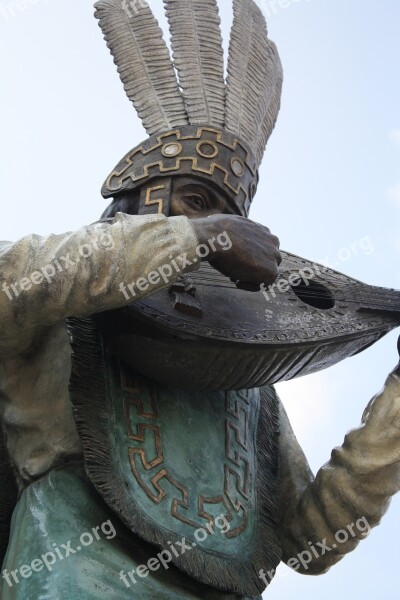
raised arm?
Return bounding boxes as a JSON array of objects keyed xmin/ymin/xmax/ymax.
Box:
[
  {"xmin": 0, "ymin": 211, "xmax": 282, "ymax": 357},
  {"xmin": 0, "ymin": 213, "xmax": 199, "ymax": 356},
  {"xmin": 277, "ymin": 361, "xmax": 400, "ymax": 576}
]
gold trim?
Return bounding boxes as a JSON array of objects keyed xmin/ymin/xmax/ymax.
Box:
[
  {"xmin": 145, "ymin": 185, "xmax": 165, "ymax": 214},
  {"xmin": 108, "ymin": 157, "xmax": 249, "ymax": 200},
  {"xmin": 123, "ymin": 374, "xmax": 253, "ymax": 537},
  {"xmin": 105, "ymin": 126, "xmax": 257, "ymax": 191}
]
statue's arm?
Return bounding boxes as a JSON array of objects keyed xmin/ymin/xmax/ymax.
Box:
[
  {"xmin": 278, "ymin": 367, "xmax": 400, "ymax": 574},
  {"xmin": 0, "ymin": 213, "xmax": 199, "ymax": 355}
]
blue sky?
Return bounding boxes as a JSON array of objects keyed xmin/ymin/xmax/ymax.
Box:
[{"xmin": 0, "ymin": 0, "xmax": 399, "ymax": 598}]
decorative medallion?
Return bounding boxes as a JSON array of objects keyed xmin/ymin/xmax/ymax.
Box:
[
  {"xmin": 196, "ymin": 140, "xmax": 219, "ymax": 159},
  {"xmin": 231, "ymin": 157, "xmax": 245, "ymax": 177},
  {"xmin": 162, "ymin": 142, "xmax": 182, "ymax": 158}
]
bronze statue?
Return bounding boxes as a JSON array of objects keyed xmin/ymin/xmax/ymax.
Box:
[{"xmin": 0, "ymin": 1, "xmax": 399, "ymax": 599}]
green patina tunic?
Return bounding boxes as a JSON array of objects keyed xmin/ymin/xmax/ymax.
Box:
[
  {"xmin": 1, "ymin": 465, "xmax": 259, "ymax": 600},
  {"xmin": 63, "ymin": 319, "xmax": 281, "ymax": 598}
]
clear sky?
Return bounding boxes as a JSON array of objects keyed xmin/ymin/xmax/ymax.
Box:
[{"xmin": 0, "ymin": 0, "xmax": 399, "ymax": 598}]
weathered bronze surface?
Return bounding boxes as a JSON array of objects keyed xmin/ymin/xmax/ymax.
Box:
[{"xmin": 1, "ymin": 1, "xmax": 399, "ymax": 599}]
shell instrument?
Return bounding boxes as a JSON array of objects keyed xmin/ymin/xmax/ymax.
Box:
[{"xmin": 98, "ymin": 256, "xmax": 400, "ymax": 391}]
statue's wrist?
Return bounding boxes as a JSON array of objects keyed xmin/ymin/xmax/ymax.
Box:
[{"xmin": 190, "ymin": 217, "xmax": 224, "ymax": 260}]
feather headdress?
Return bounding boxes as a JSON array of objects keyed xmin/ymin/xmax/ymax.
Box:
[{"xmin": 95, "ymin": 0, "xmax": 283, "ymax": 216}]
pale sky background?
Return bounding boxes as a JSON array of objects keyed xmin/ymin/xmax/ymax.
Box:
[{"xmin": 0, "ymin": 0, "xmax": 399, "ymax": 598}]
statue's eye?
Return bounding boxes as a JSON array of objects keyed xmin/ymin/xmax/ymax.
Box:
[{"xmin": 185, "ymin": 194, "xmax": 207, "ymax": 209}]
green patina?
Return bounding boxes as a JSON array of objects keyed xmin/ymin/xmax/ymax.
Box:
[
  {"xmin": 108, "ymin": 358, "xmax": 260, "ymax": 557},
  {"xmin": 1, "ymin": 466, "xmax": 258, "ymax": 599}
]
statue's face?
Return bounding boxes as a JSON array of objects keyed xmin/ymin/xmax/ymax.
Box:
[
  {"xmin": 102, "ymin": 176, "xmax": 241, "ymax": 221},
  {"xmin": 169, "ymin": 176, "xmax": 238, "ymax": 219}
]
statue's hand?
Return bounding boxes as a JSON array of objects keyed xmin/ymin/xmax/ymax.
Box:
[
  {"xmin": 191, "ymin": 214, "xmax": 281, "ymax": 287},
  {"xmin": 360, "ymin": 336, "xmax": 400, "ymax": 438}
]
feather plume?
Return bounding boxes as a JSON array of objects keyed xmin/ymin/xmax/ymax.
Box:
[
  {"xmin": 226, "ymin": 0, "xmax": 283, "ymax": 165},
  {"xmin": 256, "ymin": 40, "xmax": 283, "ymax": 164},
  {"xmin": 94, "ymin": 0, "xmax": 188, "ymax": 135},
  {"xmin": 163, "ymin": 0, "xmax": 226, "ymax": 127}
]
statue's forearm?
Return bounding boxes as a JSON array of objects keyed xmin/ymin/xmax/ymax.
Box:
[
  {"xmin": 0, "ymin": 213, "xmax": 199, "ymax": 355},
  {"xmin": 279, "ymin": 370, "xmax": 400, "ymax": 574}
]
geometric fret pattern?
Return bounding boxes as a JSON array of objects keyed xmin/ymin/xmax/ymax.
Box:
[
  {"xmin": 121, "ymin": 368, "xmax": 253, "ymax": 538},
  {"xmin": 103, "ymin": 127, "xmax": 258, "ymax": 216}
]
